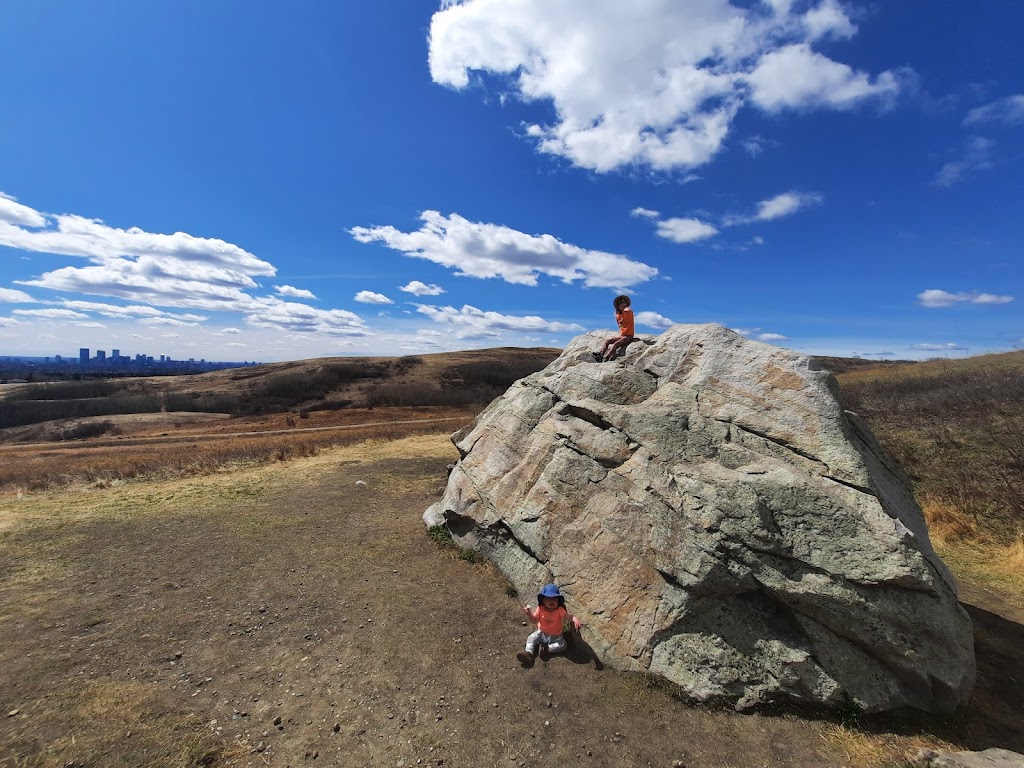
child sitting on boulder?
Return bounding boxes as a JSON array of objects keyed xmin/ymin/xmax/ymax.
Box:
[
  {"xmin": 517, "ymin": 583, "xmax": 581, "ymax": 666},
  {"xmin": 594, "ymin": 294, "xmax": 635, "ymax": 362}
]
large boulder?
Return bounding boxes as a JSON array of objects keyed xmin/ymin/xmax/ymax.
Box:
[{"xmin": 425, "ymin": 324, "xmax": 975, "ymax": 713}]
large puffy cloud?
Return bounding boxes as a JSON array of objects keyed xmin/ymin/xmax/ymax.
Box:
[
  {"xmin": 429, "ymin": 0, "xmax": 904, "ymax": 172},
  {"xmin": 351, "ymin": 211, "xmax": 657, "ymax": 288},
  {"xmin": 416, "ymin": 303, "xmax": 584, "ymax": 336},
  {"xmin": 917, "ymin": 289, "xmax": 1014, "ymax": 308}
]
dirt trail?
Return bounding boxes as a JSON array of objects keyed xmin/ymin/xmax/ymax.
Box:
[{"xmin": 1, "ymin": 436, "xmax": 1022, "ymax": 767}]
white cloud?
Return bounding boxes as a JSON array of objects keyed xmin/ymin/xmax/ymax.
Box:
[
  {"xmin": 141, "ymin": 317, "xmax": 202, "ymax": 327},
  {"xmin": 933, "ymin": 136, "xmax": 994, "ymax": 187},
  {"xmin": 964, "ymin": 95, "xmax": 1024, "ymax": 126},
  {"xmin": 754, "ymin": 191, "xmax": 823, "ymax": 221},
  {"xmin": 275, "ymin": 285, "xmax": 318, "ymax": 300},
  {"xmin": 746, "ymin": 44, "xmax": 901, "ymax": 113},
  {"xmin": 0, "ymin": 287, "xmax": 34, "ymax": 303},
  {"xmin": 222, "ymin": 328, "xmax": 242, "ymax": 334},
  {"xmin": 734, "ymin": 327, "xmax": 790, "ymax": 342},
  {"xmin": 0, "ymin": 192, "xmax": 47, "ymax": 228},
  {"xmin": 630, "ymin": 207, "xmax": 660, "ymax": 219},
  {"xmin": 0, "ymin": 317, "xmax": 21, "ymax": 327},
  {"xmin": 0, "ymin": 211, "xmax": 274, "ymax": 279},
  {"xmin": 245, "ymin": 299, "xmax": 370, "ymax": 336},
  {"xmin": 655, "ymin": 217, "xmax": 718, "ymax": 244},
  {"xmin": 911, "ymin": 342, "xmax": 968, "ymax": 352},
  {"xmin": 13, "ymin": 308, "xmax": 89, "ymax": 320},
  {"xmin": 354, "ymin": 290, "xmax": 394, "ymax": 305},
  {"xmin": 635, "ymin": 310, "xmax": 674, "ymax": 329},
  {"xmin": 351, "ymin": 211, "xmax": 657, "ymax": 288},
  {"xmin": 742, "ymin": 136, "xmax": 767, "ymax": 156},
  {"xmin": 416, "ymin": 303, "xmax": 585, "ymax": 335},
  {"xmin": 400, "ymin": 280, "xmax": 446, "ymax": 296},
  {"xmin": 917, "ymin": 289, "xmax": 1014, "ymax": 308},
  {"xmin": 429, "ymin": 0, "xmax": 903, "ymax": 172}
]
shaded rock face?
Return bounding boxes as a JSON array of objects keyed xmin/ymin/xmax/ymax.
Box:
[{"xmin": 424, "ymin": 325, "xmax": 975, "ymax": 713}]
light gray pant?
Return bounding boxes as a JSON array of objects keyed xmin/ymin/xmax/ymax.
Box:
[{"xmin": 525, "ymin": 630, "xmax": 567, "ymax": 654}]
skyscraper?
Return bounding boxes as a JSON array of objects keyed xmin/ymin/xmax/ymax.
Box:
[{"xmin": 79, "ymin": 348, "xmax": 89, "ymax": 365}]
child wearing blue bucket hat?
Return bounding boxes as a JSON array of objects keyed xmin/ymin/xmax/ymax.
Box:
[{"xmin": 517, "ymin": 583, "xmax": 581, "ymax": 666}]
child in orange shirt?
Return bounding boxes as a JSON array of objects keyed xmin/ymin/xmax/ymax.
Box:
[
  {"xmin": 517, "ymin": 583, "xmax": 581, "ymax": 666},
  {"xmin": 594, "ymin": 294, "xmax": 635, "ymax": 362}
]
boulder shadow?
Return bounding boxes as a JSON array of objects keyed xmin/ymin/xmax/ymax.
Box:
[{"xmin": 563, "ymin": 630, "xmax": 604, "ymax": 670}]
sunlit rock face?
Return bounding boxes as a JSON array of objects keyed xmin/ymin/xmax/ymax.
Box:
[{"xmin": 425, "ymin": 324, "xmax": 975, "ymax": 713}]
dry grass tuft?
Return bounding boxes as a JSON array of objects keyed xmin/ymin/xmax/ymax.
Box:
[
  {"xmin": 822, "ymin": 723, "xmax": 954, "ymax": 768},
  {"xmin": 921, "ymin": 498, "xmax": 978, "ymax": 546}
]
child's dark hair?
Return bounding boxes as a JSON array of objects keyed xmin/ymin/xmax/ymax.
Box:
[{"xmin": 613, "ymin": 294, "xmax": 631, "ymax": 311}]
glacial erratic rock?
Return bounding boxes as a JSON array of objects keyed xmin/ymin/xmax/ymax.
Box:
[{"xmin": 424, "ymin": 324, "xmax": 975, "ymax": 713}]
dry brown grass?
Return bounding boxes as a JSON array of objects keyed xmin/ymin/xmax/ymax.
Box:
[
  {"xmin": 822, "ymin": 723, "xmax": 955, "ymax": 768},
  {"xmin": 0, "ymin": 411, "xmax": 472, "ymax": 496}
]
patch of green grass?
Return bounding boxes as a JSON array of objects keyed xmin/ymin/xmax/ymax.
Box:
[{"xmin": 427, "ymin": 524, "xmax": 453, "ymax": 547}]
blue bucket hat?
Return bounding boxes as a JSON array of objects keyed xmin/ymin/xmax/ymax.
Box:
[{"xmin": 537, "ymin": 583, "xmax": 565, "ymax": 607}]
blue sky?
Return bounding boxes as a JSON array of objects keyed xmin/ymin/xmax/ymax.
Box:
[{"xmin": 1, "ymin": 0, "xmax": 1022, "ymax": 363}]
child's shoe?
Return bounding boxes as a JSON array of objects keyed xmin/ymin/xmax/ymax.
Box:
[{"xmin": 517, "ymin": 649, "xmax": 536, "ymax": 667}]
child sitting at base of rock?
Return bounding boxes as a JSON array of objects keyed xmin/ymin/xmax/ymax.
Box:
[{"xmin": 517, "ymin": 583, "xmax": 581, "ymax": 666}]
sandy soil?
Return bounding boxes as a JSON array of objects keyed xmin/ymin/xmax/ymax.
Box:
[{"xmin": 1, "ymin": 435, "xmax": 1022, "ymax": 768}]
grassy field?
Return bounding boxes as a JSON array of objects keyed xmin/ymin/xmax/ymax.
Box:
[
  {"xmin": 1, "ymin": 347, "xmax": 1023, "ymax": 767},
  {"xmin": 836, "ymin": 350, "xmax": 1024, "ymax": 603}
]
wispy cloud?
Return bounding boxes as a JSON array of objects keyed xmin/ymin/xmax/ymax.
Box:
[
  {"xmin": 640, "ymin": 189, "xmax": 820, "ymax": 245},
  {"xmin": 917, "ymin": 289, "xmax": 1013, "ymax": 308},
  {"xmin": 351, "ymin": 211, "xmax": 658, "ymax": 288},
  {"xmin": 963, "ymin": 94, "xmax": 1024, "ymax": 126},
  {"xmin": 13, "ymin": 308, "xmax": 89, "ymax": 320},
  {"xmin": 399, "ymin": 281, "xmax": 445, "ymax": 296},
  {"xmin": 911, "ymin": 342, "xmax": 968, "ymax": 353},
  {"xmin": 753, "ymin": 191, "xmax": 823, "ymax": 221},
  {"xmin": 430, "ymin": 0, "xmax": 905, "ymax": 172},
  {"xmin": 933, "ymin": 136, "xmax": 994, "ymax": 187},
  {"xmin": 416, "ymin": 303, "xmax": 585, "ymax": 336},
  {"xmin": 733, "ymin": 327, "xmax": 790, "ymax": 342}
]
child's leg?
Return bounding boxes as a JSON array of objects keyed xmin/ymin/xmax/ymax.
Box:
[
  {"xmin": 607, "ymin": 336, "xmax": 633, "ymax": 360},
  {"xmin": 545, "ymin": 634, "xmax": 568, "ymax": 654},
  {"xmin": 601, "ymin": 335, "xmax": 624, "ymax": 360},
  {"xmin": 524, "ymin": 629, "xmax": 543, "ymax": 653}
]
